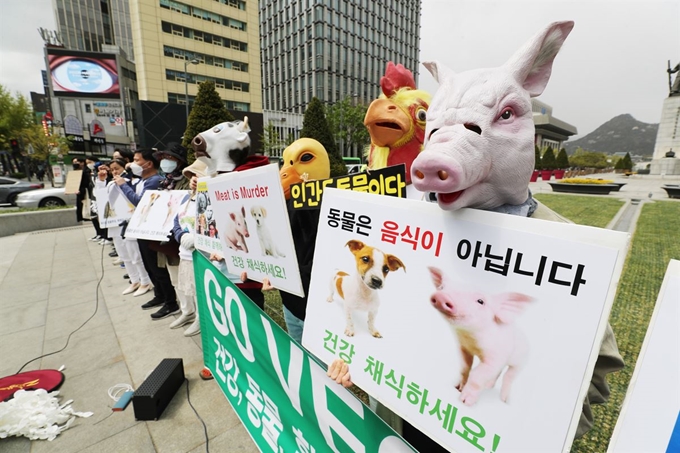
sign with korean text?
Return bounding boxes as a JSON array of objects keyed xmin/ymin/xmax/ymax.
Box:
[
  {"xmin": 63, "ymin": 169, "xmax": 82, "ymax": 194},
  {"xmin": 194, "ymin": 251, "xmax": 416, "ymax": 453},
  {"xmin": 195, "ymin": 177, "xmax": 223, "ymax": 256},
  {"xmin": 302, "ymin": 189, "xmax": 629, "ymax": 452},
  {"xmin": 608, "ymin": 259, "xmax": 680, "ymax": 453},
  {"xmin": 290, "ymin": 164, "xmax": 407, "ymax": 210},
  {"xmin": 94, "ymin": 185, "xmax": 135, "ymax": 228},
  {"xmin": 206, "ymin": 164, "xmax": 303, "ymax": 297},
  {"xmin": 125, "ymin": 190, "xmax": 190, "ymax": 241}
]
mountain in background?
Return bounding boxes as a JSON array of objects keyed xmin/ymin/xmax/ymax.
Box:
[{"xmin": 564, "ymin": 114, "xmax": 658, "ymax": 156}]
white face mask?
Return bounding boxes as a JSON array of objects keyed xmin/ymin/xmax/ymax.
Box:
[
  {"xmin": 129, "ymin": 162, "xmax": 144, "ymax": 176},
  {"xmin": 87, "ymin": 163, "xmax": 95, "ymax": 170},
  {"xmin": 160, "ymin": 159, "xmax": 178, "ymax": 174}
]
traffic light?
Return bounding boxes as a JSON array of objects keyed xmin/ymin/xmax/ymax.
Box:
[{"xmin": 10, "ymin": 139, "xmax": 20, "ymax": 152}]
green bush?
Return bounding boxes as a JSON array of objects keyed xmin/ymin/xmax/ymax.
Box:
[
  {"xmin": 10, "ymin": 172, "xmax": 26, "ymax": 179},
  {"xmin": 534, "ymin": 145, "xmax": 542, "ymax": 170},
  {"xmin": 541, "ymin": 147, "xmax": 556, "ymax": 170},
  {"xmin": 556, "ymin": 148, "xmax": 569, "ymax": 169},
  {"xmin": 300, "ymin": 97, "xmax": 347, "ymax": 177}
]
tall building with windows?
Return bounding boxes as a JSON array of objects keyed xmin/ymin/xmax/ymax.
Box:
[
  {"xmin": 53, "ymin": 0, "xmax": 135, "ymax": 59},
  {"xmin": 128, "ymin": 0, "xmax": 262, "ymax": 113},
  {"xmin": 259, "ymin": 0, "xmax": 422, "ymax": 113}
]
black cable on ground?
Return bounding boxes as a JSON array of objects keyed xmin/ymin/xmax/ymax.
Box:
[
  {"xmin": 185, "ymin": 378, "xmax": 210, "ymax": 453},
  {"xmin": 15, "ymin": 237, "xmax": 107, "ymax": 375}
]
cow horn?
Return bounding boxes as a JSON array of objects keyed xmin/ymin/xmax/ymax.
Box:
[{"xmin": 241, "ymin": 116, "xmax": 249, "ymax": 131}]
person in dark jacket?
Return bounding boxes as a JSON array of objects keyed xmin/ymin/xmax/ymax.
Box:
[{"xmin": 72, "ymin": 157, "xmax": 92, "ymax": 225}]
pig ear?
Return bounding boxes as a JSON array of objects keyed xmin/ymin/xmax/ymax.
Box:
[
  {"xmin": 504, "ymin": 21, "xmax": 574, "ymax": 97},
  {"xmin": 493, "ymin": 293, "xmax": 534, "ymax": 324},
  {"xmin": 422, "ymin": 61, "xmax": 454, "ymax": 84},
  {"xmin": 230, "ymin": 212, "xmax": 236, "ymax": 221},
  {"xmin": 427, "ymin": 266, "xmax": 445, "ymax": 289}
]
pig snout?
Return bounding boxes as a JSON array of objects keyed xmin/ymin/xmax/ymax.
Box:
[
  {"xmin": 411, "ymin": 151, "xmax": 464, "ymax": 201},
  {"xmin": 431, "ymin": 291, "xmax": 457, "ymax": 318}
]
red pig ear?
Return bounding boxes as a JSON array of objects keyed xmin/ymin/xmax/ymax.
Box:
[
  {"xmin": 493, "ymin": 293, "xmax": 534, "ymax": 324},
  {"xmin": 380, "ymin": 62, "xmax": 416, "ymax": 97}
]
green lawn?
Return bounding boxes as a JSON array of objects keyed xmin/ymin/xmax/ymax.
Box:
[
  {"xmin": 569, "ymin": 201, "xmax": 680, "ymax": 453},
  {"xmin": 534, "ymin": 193, "xmax": 625, "ymax": 228},
  {"xmin": 0, "ymin": 205, "xmax": 73, "ymax": 214}
]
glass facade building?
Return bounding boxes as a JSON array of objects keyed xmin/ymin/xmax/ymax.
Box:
[
  {"xmin": 53, "ymin": 0, "xmax": 135, "ymax": 59},
  {"xmin": 259, "ymin": 0, "xmax": 422, "ymax": 113}
]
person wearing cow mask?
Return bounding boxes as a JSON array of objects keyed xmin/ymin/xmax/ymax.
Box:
[{"xmin": 329, "ymin": 21, "xmax": 623, "ymax": 443}]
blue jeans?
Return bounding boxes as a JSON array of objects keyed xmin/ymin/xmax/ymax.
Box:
[{"xmin": 283, "ymin": 306, "xmax": 305, "ymax": 344}]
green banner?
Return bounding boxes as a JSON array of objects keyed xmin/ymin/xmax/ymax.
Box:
[{"xmin": 194, "ymin": 251, "xmax": 415, "ymax": 453}]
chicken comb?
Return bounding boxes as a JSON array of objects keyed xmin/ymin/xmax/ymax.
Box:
[{"xmin": 380, "ymin": 62, "xmax": 416, "ymax": 97}]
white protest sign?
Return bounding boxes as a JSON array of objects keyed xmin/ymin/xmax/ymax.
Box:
[
  {"xmin": 194, "ymin": 176, "xmax": 223, "ymax": 256},
  {"xmin": 94, "ymin": 184, "xmax": 135, "ymax": 228},
  {"xmin": 206, "ymin": 164, "xmax": 303, "ymax": 297},
  {"xmin": 608, "ymin": 259, "xmax": 680, "ymax": 453},
  {"xmin": 302, "ymin": 188, "xmax": 629, "ymax": 453},
  {"xmin": 125, "ymin": 190, "xmax": 190, "ymax": 241}
]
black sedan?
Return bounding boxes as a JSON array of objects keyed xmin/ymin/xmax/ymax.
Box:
[{"xmin": 0, "ymin": 177, "xmax": 44, "ymax": 205}]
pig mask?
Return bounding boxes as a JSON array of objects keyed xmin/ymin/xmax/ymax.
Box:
[{"xmin": 411, "ymin": 21, "xmax": 574, "ymax": 211}]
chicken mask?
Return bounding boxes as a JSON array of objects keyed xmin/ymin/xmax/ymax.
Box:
[{"xmin": 280, "ymin": 138, "xmax": 331, "ymax": 199}]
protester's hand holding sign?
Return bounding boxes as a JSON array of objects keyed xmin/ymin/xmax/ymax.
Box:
[
  {"xmin": 113, "ymin": 174, "xmax": 126, "ymax": 186},
  {"xmin": 327, "ymin": 359, "xmax": 353, "ymax": 388}
]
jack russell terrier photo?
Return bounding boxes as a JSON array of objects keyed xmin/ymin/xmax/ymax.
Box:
[
  {"xmin": 327, "ymin": 239, "xmax": 405, "ymax": 338},
  {"xmin": 250, "ymin": 205, "xmax": 286, "ymax": 258},
  {"xmin": 139, "ymin": 192, "xmax": 160, "ymax": 224}
]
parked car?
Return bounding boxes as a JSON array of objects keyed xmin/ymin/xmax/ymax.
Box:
[
  {"xmin": 15, "ymin": 187, "xmax": 77, "ymax": 208},
  {"xmin": 0, "ymin": 177, "xmax": 44, "ymax": 205}
]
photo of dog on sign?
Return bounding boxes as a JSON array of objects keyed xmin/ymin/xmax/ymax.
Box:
[
  {"xmin": 327, "ymin": 239, "xmax": 406, "ymax": 338},
  {"xmin": 250, "ymin": 205, "xmax": 286, "ymax": 258},
  {"xmin": 139, "ymin": 192, "xmax": 161, "ymax": 224}
]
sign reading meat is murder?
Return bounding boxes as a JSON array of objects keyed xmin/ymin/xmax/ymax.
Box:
[
  {"xmin": 194, "ymin": 251, "xmax": 416, "ymax": 453},
  {"xmin": 206, "ymin": 164, "xmax": 303, "ymax": 296},
  {"xmin": 302, "ymin": 188, "xmax": 629, "ymax": 453},
  {"xmin": 290, "ymin": 164, "xmax": 407, "ymax": 209},
  {"xmin": 608, "ymin": 259, "xmax": 680, "ymax": 453}
]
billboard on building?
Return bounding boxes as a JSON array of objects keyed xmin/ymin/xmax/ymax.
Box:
[{"xmin": 47, "ymin": 48, "xmax": 119, "ymax": 98}]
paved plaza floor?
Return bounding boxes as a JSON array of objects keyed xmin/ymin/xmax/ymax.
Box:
[{"xmin": 1, "ymin": 172, "xmax": 678, "ymax": 452}]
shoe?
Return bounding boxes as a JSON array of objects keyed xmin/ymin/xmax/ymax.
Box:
[
  {"xmin": 100, "ymin": 239, "xmax": 112, "ymax": 246},
  {"xmin": 184, "ymin": 319, "xmax": 201, "ymax": 337},
  {"xmin": 141, "ymin": 297, "xmax": 164, "ymax": 310},
  {"xmin": 169, "ymin": 313, "xmax": 195, "ymax": 329},
  {"xmin": 199, "ymin": 367, "xmax": 213, "ymax": 380},
  {"xmin": 109, "ymin": 251, "xmax": 118, "ymax": 257},
  {"xmin": 90, "ymin": 235, "xmax": 101, "ymax": 242},
  {"xmin": 151, "ymin": 304, "xmax": 180, "ymax": 320},
  {"xmin": 123, "ymin": 274, "xmax": 129, "ymax": 279},
  {"xmin": 133, "ymin": 284, "xmax": 152, "ymax": 297},
  {"xmin": 120, "ymin": 263, "xmax": 126, "ymax": 269},
  {"xmin": 122, "ymin": 283, "xmax": 140, "ymax": 295},
  {"xmin": 112, "ymin": 258, "xmax": 123, "ymax": 265}
]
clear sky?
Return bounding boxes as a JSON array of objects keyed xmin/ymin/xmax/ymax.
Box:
[{"xmin": 0, "ymin": 0, "xmax": 678, "ymax": 139}]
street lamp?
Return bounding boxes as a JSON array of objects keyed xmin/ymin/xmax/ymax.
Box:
[{"xmin": 184, "ymin": 58, "xmax": 200, "ymax": 120}]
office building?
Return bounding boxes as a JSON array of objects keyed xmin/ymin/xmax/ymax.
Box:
[
  {"xmin": 259, "ymin": 0, "xmax": 422, "ymax": 113},
  {"xmin": 128, "ymin": 0, "xmax": 262, "ymax": 114},
  {"xmin": 52, "ymin": 0, "xmax": 135, "ymax": 59}
]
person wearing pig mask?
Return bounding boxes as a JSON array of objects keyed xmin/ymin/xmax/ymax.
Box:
[{"xmin": 330, "ymin": 21, "xmax": 624, "ymax": 443}]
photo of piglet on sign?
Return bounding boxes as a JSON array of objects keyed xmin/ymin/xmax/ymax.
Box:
[
  {"xmin": 302, "ymin": 188, "xmax": 629, "ymax": 453},
  {"xmin": 125, "ymin": 190, "xmax": 189, "ymax": 241},
  {"xmin": 206, "ymin": 164, "xmax": 303, "ymax": 296}
]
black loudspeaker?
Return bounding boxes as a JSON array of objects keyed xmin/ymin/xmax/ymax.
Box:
[{"xmin": 132, "ymin": 358, "xmax": 185, "ymax": 421}]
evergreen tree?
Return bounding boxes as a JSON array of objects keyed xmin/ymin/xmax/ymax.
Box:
[
  {"xmin": 301, "ymin": 97, "xmax": 346, "ymax": 176},
  {"xmin": 556, "ymin": 148, "xmax": 570, "ymax": 169},
  {"xmin": 541, "ymin": 147, "xmax": 556, "ymax": 170},
  {"xmin": 614, "ymin": 157, "xmax": 624, "ymax": 170},
  {"xmin": 622, "ymin": 152, "xmax": 633, "ymax": 171},
  {"xmin": 534, "ymin": 145, "xmax": 542, "ymax": 170},
  {"xmin": 182, "ymin": 81, "xmax": 234, "ymax": 161}
]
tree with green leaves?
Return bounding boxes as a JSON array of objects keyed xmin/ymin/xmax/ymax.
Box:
[
  {"xmin": 556, "ymin": 148, "xmax": 570, "ymax": 169},
  {"xmin": 0, "ymin": 84, "xmax": 36, "ymax": 151},
  {"xmin": 260, "ymin": 123, "xmax": 287, "ymax": 156},
  {"xmin": 570, "ymin": 148, "xmax": 609, "ymax": 169},
  {"xmin": 300, "ymin": 97, "xmax": 346, "ymax": 176},
  {"xmin": 534, "ymin": 145, "xmax": 542, "ymax": 170},
  {"xmin": 181, "ymin": 81, "xmax": 234, "ymax": 161},
  {"xmin": 621, "ymin": 152, "xmax": 633, "ymax": 171},
  {"xmin": 541, "ymin": 147, "xmax": 556, "ymax": 170},
  {"xmin": 325, "ymin": 96, "xmax": 370, "ymax": 156}
]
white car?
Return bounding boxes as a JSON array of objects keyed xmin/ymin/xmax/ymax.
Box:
[{"xmin": 16, "ymin": 188, "xmax": 78, "ymax": 208}]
